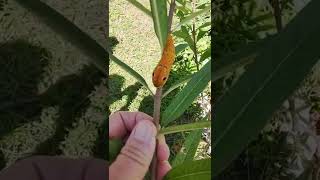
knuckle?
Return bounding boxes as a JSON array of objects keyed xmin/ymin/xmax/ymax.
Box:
[{"xmin": 120, "ymin": 142, "xmax": 149, "ymax": 167}]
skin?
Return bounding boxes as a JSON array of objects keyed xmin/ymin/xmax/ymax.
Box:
[
  {"xmin": 109, "ymin": 111, "xmax": 171, "ymax": 180},
  {"xmin": 152, "ymin": 34, "xmax": 175, "ymax": 87}
]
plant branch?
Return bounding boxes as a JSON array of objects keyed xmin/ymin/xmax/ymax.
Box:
[
  {"xmin": 153, "ymin": 88, "xmax": 162, "ymax": 129},
  {"xmin": 151, "ymin": 87, "xmax": 162, "ymax": 180},
  {"xmin": 168, "ymin": 0, "xmax": 176, "ymax": 32},
  {"xmin": 191, "ymin": 0, "xmax": 200, "ymax": 71},
  {"xmin": 270, "ymin": 0, "xmax": 282, "ymax": 31}
]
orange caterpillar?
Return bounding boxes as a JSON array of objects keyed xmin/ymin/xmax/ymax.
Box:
[{"xmin": 152, "ymin": 33, "xmax": 175, "ymax": 87}]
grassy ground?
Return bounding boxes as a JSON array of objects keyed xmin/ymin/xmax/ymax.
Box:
[{"xmin": 109, "ymin": 0, "xmax": 160, "ymax": 114}]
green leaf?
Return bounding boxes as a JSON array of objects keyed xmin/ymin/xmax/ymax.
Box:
[
  {"xmin": 199, "ymin": 46, "xmax": 211, "ymax": 63},
  {"xmin": 174, "ymin": 26, "xmax": 195, "ymax": 52},
  {"xmin": 171, "ymin": 130, "xmax": 202, "ymax": 167},
  {"xmin": 108, "ymin": 139, "xmax": 123, "ymax": 162},
  {"xmin": 251, "ymin": 12, "xmax": 274, "ymax": 22},
  {"xmin": 249, "ymin": 24, "xmax": 275, "ymax": 32},
  {"xmin": 184, "ymin": 131, "xmax": 203, "ymax": 162},
  {"xmin": 164, "ymin": 159, "xmax": 211, "ymax": 180},
  {"xmin": 162, "ymin": 74, "xmax": 192, "ymax": 98},
  {"xmin": 196, "ymin": 29, "xmax": 208, "ymax": 41},
  {"xmin": 109, "ymin": 52, "xmax": 153, "ymax": 94},
  {"xmin": 127, "ymin": 0, "xmax": 152, "ymax": 17},
  {"xmin": 159, "ymin": 121, "xmax": 210, "ymax": 135},
  {"xmin": 174, "ymin": 6, "xmax": 210, "ymax": 30},
  {"xmin": 161, "ymin": 60, "xmax": 211, "ymax": 127},
  {"xmin": 175, "ymin": 43, "xmax": 189, "ymax": 55},
  {"xmin": 149, "ymin": 0, "xmax": 168, "ymax": 49},
  {"xmin": 213, "ymin": 0, "xmax": 320, "ymax": 176},
  {"xmin": 198, "ymin": 22, "xmax": 211, "ymax": 29}
]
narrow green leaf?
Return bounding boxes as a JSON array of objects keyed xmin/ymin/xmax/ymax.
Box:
[
  {"xmin": 175, "ymin": 43, "xmax": 189, "ymax": 55},
  {"xmin": 184, "ymin": 130, "xmax": 203, "ymax": 162},
  {"xmin": 127, "ymin": 0, "xmax": 152, "ymax": 17},
  {"xmin": 251, "ymin": 12, "xmax": 274, "ymax": 22},
  {"xmin": 198, "ymin": 22, "xmax": 211, "ymax": 29},
  {"xmin": 161, "ymin": 60, "xmax": 211, "ymax": 127},
  {"xmin": 162, "ymin": 74, "xmax": 192, "ymax": 98},
  {"xmin": 213, "ymin": 0, "xmax": 320, "ymax": 176},
  {"xmin": 249, "ymin": 24, "xmax": 275, "ymax": 32},
  {"xmin": 173, "ymin": 26, "xmax": 195, "ymax": 51},
  {"xmin": 109, "ymin": 52, "xmax": 153, "ymax": 94},
  {"xmin": 159, "ymin": 121, "xmax": 210, "ymax": 135},
  {"xmin": 199, "ymin": 46, "xmax": 211, "ymax": 63},
  {"xmin": 174, "ymin": 6, "xmax": 210, "ymax": 30},
  {"xmin": 171, "ymin": 130, "xmax": 202, "ymax": 167},
  {"xmin": 164, "ymin": 159, "xmax": 211, "ymax": 180},
  {"xmin": 196, "ymin": 29, "xmax": 208, "ymax": 41},
  {"xmin": 108, "ymin": 139, "xmax": 123, "ymax": 162},
  {"xmin": 149, "ymin": 0, "xmax": 168, "ymax": 49}
]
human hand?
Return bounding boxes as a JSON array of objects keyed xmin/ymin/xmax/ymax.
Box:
[{"xmin": 109, "ymin": 111, "xmax": 171, "ymax": 180}]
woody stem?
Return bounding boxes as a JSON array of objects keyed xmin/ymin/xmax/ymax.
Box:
[{"xmin": 151, "ymin": 87, "xmax": 162, "ymax": 180}]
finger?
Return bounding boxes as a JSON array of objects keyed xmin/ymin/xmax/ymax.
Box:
[
  {"xmin": 157, "ymin": 134, "xmax": 170, "ymax": 161},
  {"xmin": 109, "ymin": 111, "xmax": 153, "ymax": 139},
  {"xmin": 110, "ymin": 120, "xmax": 157, "ymax": 180},
  {"xmin": 157, "ymin": 161, "xmax": 171, "ymax": 180},
  {"xmin": 157, "ymin": 134, "xmax": 171, "ymax": 180}
]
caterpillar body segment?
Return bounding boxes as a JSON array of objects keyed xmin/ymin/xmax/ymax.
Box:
[{"xmin": 152, "ymin": 33, "xmax": 175, "ymax": 87}]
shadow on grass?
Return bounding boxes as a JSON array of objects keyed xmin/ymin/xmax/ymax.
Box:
[
  {"xmin": 93, "ymin": 74, "xmax": 142, "ymax": 160},
  {"xmin": 0, "ymin": 40, "xmax": 49, "ymax": 137},
  {"xmin": 0, "ymin": 151, "xmax": 4, "ymax": 170},
  {"xmin": 109, "ymin": 36, "xmax": 119, "ymax": 51},
  {"xmin": 35, "ymin": 65, "xmax": 105, "ymax": 155},
  {"xmin": 0, "ymin": 39, "xmax": 106, "ymax": 165}
]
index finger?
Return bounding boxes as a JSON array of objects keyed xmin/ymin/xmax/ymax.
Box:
[{"xmin": 109, "ymin": 111, "xmax": 154, "ymax": 139}]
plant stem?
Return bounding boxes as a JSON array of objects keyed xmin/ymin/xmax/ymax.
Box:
[
  {"xmin": 192, "ymin": 0, "xmax": 199, "ymax": 71},
  {"xmin": 168, "ymin": 0, "xmax": 176, "ymax": 33},
  {"xmin": 153, "ymin": 88, "xmax": 162, "ymax": 129},
  {"xmin": 151, "ymin": 87, "xmax": 162, "ymax": 180},
  {"xmin": 270, "ymin": 0, "xmax": 282, "ymax": 31},
  {"xmin": 151, "ymin": 1, "xmax": 175, "ymax": 179}
]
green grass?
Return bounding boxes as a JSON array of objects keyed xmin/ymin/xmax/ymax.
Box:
[{"xmin": 109, "ymin": 0, "xmax": 160, "ymax": 114}]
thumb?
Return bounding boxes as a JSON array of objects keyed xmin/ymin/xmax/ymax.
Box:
[{"xmin": 109, "ymin": 120, "xmax": 157, "ymax": 180}]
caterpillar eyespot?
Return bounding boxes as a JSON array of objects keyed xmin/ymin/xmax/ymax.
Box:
[{"xmin": 152, "ymin": 34, "xmax": 175, "ymax": 87}]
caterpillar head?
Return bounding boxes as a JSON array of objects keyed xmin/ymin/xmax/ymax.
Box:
[{"xmin": 152, "ymin": 64, "xmax": 169, "ymax": 88}]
